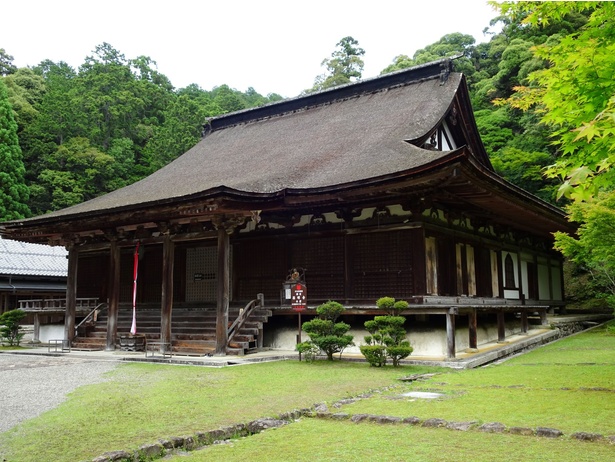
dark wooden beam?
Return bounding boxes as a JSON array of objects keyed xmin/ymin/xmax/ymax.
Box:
[
  {"xmin": 161, "ymin": 236, "xmax": 174, "ymax": 353},
  {"xmin": 106, "ymin": 240, "xmax": 120, "ymax": 351},
  {"xmin": 468, "ymin": 309, "xmax": 477, "ymax": 349},
  {"xmin": 497, "ymin": 311, "xmax": 506, "ymax": 342},
  {"xmin": 64, "ymin": 245, "xmax": 78, "ymax": 343},
  {"xmin": 216, "ymin": 226, "xmax": 230, "ymax": 355},
  {"xmin": 446, "ymin": 308, "xmax": 456, "ymax": 359}
]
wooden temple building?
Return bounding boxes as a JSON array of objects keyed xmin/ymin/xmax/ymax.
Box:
[{"xmin": 0, "ymin": 59, "xmax": 573, "ymax": 358}]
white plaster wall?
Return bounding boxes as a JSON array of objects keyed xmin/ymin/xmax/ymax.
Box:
[
  {"xmin": 265, "ymin": 318, "xmax": 524, "ymax": 357},
  {"xmin": 39, "ymin": 324, "xmax": 65, "ymax": 343}
]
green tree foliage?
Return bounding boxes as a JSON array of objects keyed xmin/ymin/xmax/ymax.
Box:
[
  {"xmin": 496, "ymin": 1, "xmax": 615, "ymax": 202},
  {"xmin": 307, "ymin": 36, "xmax": 365, "ymax": 92},
  {"xmin": 3, "ymin": 68, "xmax": 46, "ymax": 130},
  {"xmin": 29, "ymin": 60, "xmax": 79, "ymax": 146},
  {"xmin": 144, "ymin": 94, "xmax": 210, "ymax": 171},
  {"xmin": 0, "ymin": 48, "xmax": 17, "ymax": 76},
  {"xmin": 0, "ymin": 309, "xmax": 26, "ymax": 346},
  {"xmin": 361, "ymin": 297, "xmax": 412, "ymax": 367},
  {"xmin": 554, "ymin": 191, "xmax": 615, "ymax": 311},
  {"xmin": 490, "ymin": 147, "xmax": 559, "ymax": 203},
  {"xmin": 382, "ymin": 33, "xmax": 478, "ymax": 81},
  {"xmin": 0, "ymin": 78, "xmax": 30, "ymax": 220},
  {"xmin": 490, "ymin": 1, "xmax": 615, "ymax": 310},
  {"xmin": 299, "ymin": 300, "xmax": 353, "ymax": 361},
  {"xmin": 78, "ymin": 43, "xmax": 170, "ymax": 153},
  {"xmin": 211, "ymin": 84, "xmax": 246, "ymax": 113},
  {"xmin": 35, "ymin": 137, "xmax": 115, "ymax": 210},
  {"xmin": 7, "ymin": 43, "xmax": 282, "ymax": 214}
]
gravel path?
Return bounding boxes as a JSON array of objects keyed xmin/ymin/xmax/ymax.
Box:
[{"xmin": 0, "ymin": 353, "xmax": 118, "ymax": 434}]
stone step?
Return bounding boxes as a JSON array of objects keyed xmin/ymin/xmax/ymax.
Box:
[{"xmin": 73, "ymin": 336, "xmax": 106, "ymax": 344}]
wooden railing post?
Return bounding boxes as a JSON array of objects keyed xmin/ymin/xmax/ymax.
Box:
[{"xmin": 257, "ymin": 293, "xmax": 265, "ymax": 349}]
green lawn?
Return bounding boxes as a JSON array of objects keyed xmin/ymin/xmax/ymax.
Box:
[
  {"xmin": 0, "ymin": 360, "xmax": 439, "ymax": 461},
  {"xmin": 338, "ymin": 328, "xmax": 615, "ymax": 435},
  {"xmin": 1, "ymin": 323, "xmax": 613, "ymax": 462},
  {"xmin": 178, "ymin": 420, "xmax": 615, "ymax": 462}
]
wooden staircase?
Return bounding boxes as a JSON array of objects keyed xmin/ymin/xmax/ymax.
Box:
[{"xmin": 71, "ymin": 303, "xmax": 273, "ymax": 356}]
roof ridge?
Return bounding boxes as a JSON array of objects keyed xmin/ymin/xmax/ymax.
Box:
[{"xmin": 204, "ymin": 58, "xmax": 456, "ymax": 134}]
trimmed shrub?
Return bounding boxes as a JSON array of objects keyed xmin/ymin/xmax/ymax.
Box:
[
  {"xmin": 0, "ymin": 309, "xmax": 26, "ymax": 346},
  {"xmin": 359, "ymin": 344, "xmax": 387, "ymax": 367},
  {"xmin": 301, "ymin": 301, "xmax": 354, "ymax": 361},
  {"xmin": 361, "ymin": 298, "xmax": 413, "ymax": 367}
]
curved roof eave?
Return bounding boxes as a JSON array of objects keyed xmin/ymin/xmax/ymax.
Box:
[{"xmin": 1, "ymin": 148, "xmax": 466, "ymax": 232}]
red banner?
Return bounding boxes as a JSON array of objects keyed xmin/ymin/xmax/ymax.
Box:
[{"xmin": 130, "ymin": 242, "xmax": 140, "ymax": 335}]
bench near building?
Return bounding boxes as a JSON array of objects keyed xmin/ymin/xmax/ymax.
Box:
[{"xmin": 0, "ymin": 59, "xmax": 573, "ymax": 359}]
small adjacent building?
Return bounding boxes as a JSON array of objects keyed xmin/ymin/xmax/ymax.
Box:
[
  {"xmin": 0, "ymin": 59, "xmax": 573, "ymax": 357},
  {"xmin": 0, "ymin": 237, "xmax": 67, "ymax": 314},
  {"xmin": 0, "ymin": 237, "xmax": 67, "ymax": 343}
]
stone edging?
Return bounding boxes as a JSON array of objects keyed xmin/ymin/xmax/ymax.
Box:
[
  {"xmin": 88, "ymin": 397, "xmax": 614, "ymax": 461},
  {"xmin": 311, "ymin": 407, "xmax": 615, "ymax": 444},
  {"xmin": 88, "ymin": 410, "xmax": 310, "ymax": 462}
]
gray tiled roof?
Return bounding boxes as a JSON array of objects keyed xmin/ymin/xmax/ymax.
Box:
[{"xmin": 0, "ymin": 238, "xmax": 67, "ymax": 277}]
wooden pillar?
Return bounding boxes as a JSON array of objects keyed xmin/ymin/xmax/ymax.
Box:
[
  {"xmin": 446, "ymin": 308, "xmax": 456, "ymax": 359},
  {"xmin": 212, "ymin": 216, "xmax": 245, "ymax": 355},
  {"xmin": 161, "ymin": 236, "xmax": 174, "ymax": 353},
  {"xmin": 521, "ymin": 310, "xmax": 529, "ymax": 334},
  {"xmin": 497, "ymin": 311, "xmax": 506, "ymax": 342},
  {"xmin": 32, "ymin": 314, "xmax": 41, "ymax": 343},
  {"xmin": 216, "ymin": 226, "xmax": 230, "ymax": 355},
  {"xmin": 539, "ymin": 308, "xmax": 548, "ymax": 326},
  {"xmin": 517, "ymin": 251, "xmax": 524, "ymax": 303},
  {"xmin": 468, "ymin": 309, "xmax": 477, "ymax": 349},
  {"xmin": 64, "ymin": 244, "xmax": 78, "ymax": 343},
  {"xmin": 106, "ymin": 240, "xmax": 120, "ymax": 351}
]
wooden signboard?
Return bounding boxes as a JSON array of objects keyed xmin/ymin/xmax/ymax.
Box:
[{"xmin": 291, "ymin": 283, "xmax": 307, "ymax": 312}]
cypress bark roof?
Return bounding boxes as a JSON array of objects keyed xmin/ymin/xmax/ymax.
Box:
[
  {"xmin": 15, "ymin": 60, "xmax": 466, "ymax": 221},
  {"xmin": 0, "ymin": 58, "xmax": 571, "ymax": 241}
]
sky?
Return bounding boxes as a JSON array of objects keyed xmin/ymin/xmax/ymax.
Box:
[{"xmin": 2, "ymin": 0, "xmax": 501, "ymax": 98}]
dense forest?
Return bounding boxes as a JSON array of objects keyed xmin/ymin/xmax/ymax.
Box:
[{"xmin": 1, "ymin": 2, "xmax": 614, "ymax": 309}]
